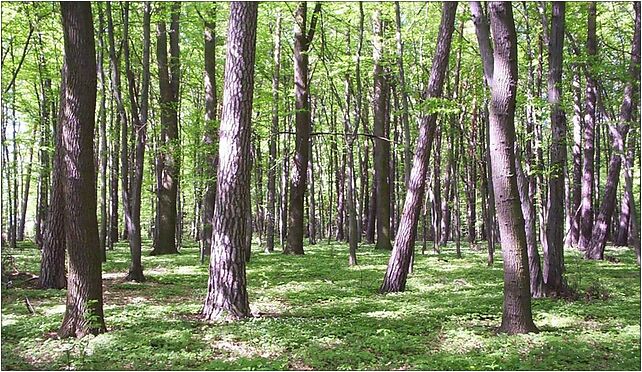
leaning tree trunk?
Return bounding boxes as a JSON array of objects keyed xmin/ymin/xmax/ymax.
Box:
[
  {"xmin": 152, "ymin": 2, "xmax": 181, "ymax": 255},
  {"xmin": 201, "ymin": 6, "xmax": 218, "ymax": 261},
  {"xmin": 543, "ymin": 2, "xmax": 568, "ymax": 296},
  {"xmin": 202, "ymin": 1, "xmax": 258, "ymax": 321},
  {"xmin": 587, "ymin": 2, "xmax": 639, "ymax": 260},
  {"xmin": 380, "ymin": 2, "xmax": 457, "ymax": 293},
  {"xmin": 58, "ymin": 1, "xmax": 107, "ymax": 338}
]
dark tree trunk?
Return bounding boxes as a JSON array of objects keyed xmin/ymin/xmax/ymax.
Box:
[
  {"xmin": 265, "ymin": 14, "xmax": 281, "ymax": 253},
  {"xmin": 380, "ymin": 2, "xmax": 457, "ymax": 293},
  {"xmin": 152, "ymin": 2, "xmax": 181, "ymax": 255},
  {"xmin": 578, "ymin": 2, "xmax": 597, "ymax": 252},
  {"xmin": 285, "ymin": 2, "xmax": 321, "ymax": 255},
  {"xmin": 616, "ymin": 126, "xmax": 635, "ymax": 246},
  {"xmin": 58, "ymin": 2, "xmax": 107, "ymax": 338},
  {"xmin": 95, "ymin": 4, "xmax": 108, "ymax": 262},
  {"xmin": 201, "ymin": 5, "xmax": 218, "ymax": 261},
  {"xmin": 543, "ymin": 2, "xmax": 568, "ymax": 296},
  {"xmin": 587, "ymin": 2, "xmax": 639, "ymax": 260},
  {"xmin": 202, "ymin": 1, "xmax": 258, "ymax": 321},
  {"xmin": 372, "ymin": 8, "xmax": 393, "ymax": 251},
  {"xmin": 466, "ymin": 100, "xmax": 478, "ymax": 245}
]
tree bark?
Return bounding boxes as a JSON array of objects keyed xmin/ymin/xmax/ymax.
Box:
[
  {"xmin": 543, "ymin": 2, "xmax": 568, "ymax": 296},
  {"xmin": 202, "ymin": 1, "xmax": 258, "ymax": 321},
  {"xmin": 58, "ymin": 1, "xmax": 107, "ymax": 338},
  {"xmin": 380, "ymin": 2, "xmax": 457, "ymax": 293},
  {"xmin": 285, "ymin": 2, "xmax": 321, "ymax": 255},
  {"xmin": 201, "ymin": 5, "xmax": 218, "ymax": 261},
  {"xmin": 578, "ymin": 2, "xmax": 597, "ymax": 252},
  {"xmin": 266, "ymin": 14, "xmax": 281, "ymax": 253},
  {"xmin": 568, "ymin": 68, "xmax": 583, "ymax": 247},
  {"xmin": 152, "ymin": 2, "xmax": 181, "ymax": 255},
  {"xmin": 586, "ymin": 2, "xmax": 639, "ymax": 260}
]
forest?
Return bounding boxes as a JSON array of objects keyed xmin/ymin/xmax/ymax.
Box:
[{"xmin": 1, "ymin": 1, "xmax": 640, "ymax": 370}]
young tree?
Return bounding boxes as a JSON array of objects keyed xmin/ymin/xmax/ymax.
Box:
[
  {"xmin": 58, "ymin": 1, "xmax": 107, "ymax": 338},
  {"xmin": 202, "ymin": 1, "xmax": 258, "ymax": 321},
  {"xmin": 152, "ymin": 2, "xmax": 181, "ymax": 255},
  {"xmin": 285, "ymin": 2, "xmax": 321, "ymax": 255},
  {"xmin": 380, "ymin": 2, "xmax": 457, "ymax": 293}
]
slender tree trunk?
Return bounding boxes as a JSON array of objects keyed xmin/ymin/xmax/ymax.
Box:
[
  {"xmin": 202, "ymin": 1, "xmax": 258, "ymax": 321},
  {"xmin": 380, "ymin": 2, "xmax": 457, "ymax": 293},
  {"xmin": 285, "ymin": 2, "xmax": 321, "ymax": 255},
  {"xmin": 543, "ymin": 2, "xmax": 568, "ymax": 296},
  {"xmin": 587, "ymin": 2, "xmax": 639, "ymax": 259},
  {"xmin": 58, "ymin": 2, "xmax": 107, "ymax": 338},
  {"xmin": 578, "ymin": 2, "xmax": 597, "ymax": 252},
  {"xmin": 266, "ymin": 14, "xmax": 281, "ymax": 253},
  {"xmin": 568, "ymin": 68, "xmax": 583, "ymax": 247},
  {"xmin": 201, "ymin": 5, "xmax": 218, "ymax": 262},
  {"xmin": 152, "ymin": 2, "xmax": 181, "ymax": 255},
  {"xmin": 616, "ymin": 127, "xmax": 635, "ymax": 246}
]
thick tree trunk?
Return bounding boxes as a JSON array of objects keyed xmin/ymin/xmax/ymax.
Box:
[
  {"xmin": 266, "ymin": 14, "xmax": 281, "ymax": 253},
  {"xmin": 202, "ymin": 1, "xmax": 258, "ymax": 321},
  {"xmin": 372, "ymin": 8, "xmax": 393, "ymax": 251},
  {"xmin": 152, "ymin": 3, "xmax": 181, "ymax": 255},
  {"xmin": 485, "ymin": 1, "xmax": 538, "ymax": 335},
  {"xmin": 543, "ymin": 2, "xmax": 568, "ymax": 296},
  {"xmin": 587, "ymin": 2, "xmax": 639, "ymax": 259},
  {"xmin": 578, "ymin": 2, "xmax": 597, "ymax": 252},
  {"xmin": 201, "ymin": 6, "xmax": 218, "ymax": 261},
  {"xmin": 58, "ymin": 2, "xmax": 107, "ymax": 338},
  {"xmin": 285, "ymin": 2, "xmax": 321, "ymax": 255},
  {"xmin": 380, "ymin": 2, "xmax": 457, "ymax": 293}
]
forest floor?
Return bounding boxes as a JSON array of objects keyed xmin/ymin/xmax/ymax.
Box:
[{"xmin": 1, "ymin": 239, "xmax": 640, "ymax": 370}]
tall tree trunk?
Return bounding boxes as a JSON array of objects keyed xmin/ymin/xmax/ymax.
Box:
[
  {"xmin": 578, "ymin": 2, "xmax": 597, "ymax": 252},
  {"xmin": 568, "ymin": 68, "xmax": 583, "ymax": 247},
  {"xmin": 202, "ymin": 1, "xmax": 258, "ymax": 321},
  {"xmin": 285, "ymin": 2, "xmax": 321, "ymax": 255},
  {"xmin": 265, "ymin": 14, "xmax": 281, "ymax": 253},
  {"xmin": 307, "ymin": 140, "xmax": 317, "ymax": 244},
  {"xmin": 372, "ymin": 8, "xmax": 393, "ymax": 251},
  {"xmin": 394, "ymin": 2, "xmax": 411, "ymax": 189},
  {"xmin": 17, "ymin": 136, "xmax": 34, "ymax": 241},
  {"xmin": 201, "ymin": 5, "xmax": 218, "ymax": 261},
  {"xmin": 152, "ymin": 2, "xmax": 181, "ymax": 255},
  {"xmin": 543, "ymin": 2, "xmax": 568, "ymax": 296},
  {"xmin": 380, "ymin": 2, "xmax": 457, "ymax": 293},
  {"xmin": 58, "ymin": 2, "xmax": 107, "ymax": 338},
  {"xmin": 587, "ymin": 2, "xmax": 639, "ymax": 260},
  {"xmin": 616, "ymin": 127, "xmax": 635, "ymax": 246}
]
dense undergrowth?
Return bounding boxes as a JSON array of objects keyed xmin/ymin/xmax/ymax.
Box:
[{"xmin": 1, "ymin": 239, "xmax": 640, "ymax": 370}]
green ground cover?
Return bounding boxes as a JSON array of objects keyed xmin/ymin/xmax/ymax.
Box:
[{"xmin": 1, "ymin": 240, "xmax": 640, "ymax": 370}]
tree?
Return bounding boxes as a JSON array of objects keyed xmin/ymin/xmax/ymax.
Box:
[
  {"xmin": 372, "ymin": 7, "xmax": 393, "ymax": 251},
  {"xmin": 380, "ymin": 2, "xmax": 457, "ymax": 293},
  {"xmin": 202, "ymin": 1, "xmax": 258, "ymax": 321},
  {"xmin": 543, "ymin": 2, "xmax": 568, "ymax": 296},
  {"xmin": 152, "ymin": 2, "xmax": 181, "ymax": 256},
  {"xmin": 586, "ymin": 2, "xmax": 640, "ymax": 260},
  {"xmin": 58, "ymin": 1, "xmax": 107, "ymax": 338},
  {"xmin": 483, "ymin": 1, "xmax": 538, "ymax": 334},
  {"xmin": 285, "ymin": 2, "xmax": 322, "ymax": 255}
]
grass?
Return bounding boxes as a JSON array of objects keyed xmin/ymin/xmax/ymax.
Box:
[{"xmin": 1, "ymin": 238, "xmax": 640, "ymax": 370}]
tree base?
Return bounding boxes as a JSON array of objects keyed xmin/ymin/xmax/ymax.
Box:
[
  {"xmin": 498, "ymin": 320, "xmax": 539, "ymax": 335},
  {"xmin": 125, "ymin": 268, "xmax": 146, "ymax": 283}
]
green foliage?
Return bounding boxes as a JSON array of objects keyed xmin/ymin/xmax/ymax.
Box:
[{"xmin": 2, "ymin": 241, "xmax": 640, "ymax": 370}]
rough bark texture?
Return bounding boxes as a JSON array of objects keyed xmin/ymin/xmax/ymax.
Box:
[
  {"xmin": 578, "ymin": 2, "xmax": 597, "ymax": 252},
  {"xmin": 486, "ymin": 1, "xmax": 538, "ymax": 335},
  {"xmin": 586, "ymin": 2, "xmax": 639, "ymax": 260},
  {"xmin": 152, "ymin": 2, "xmax": 181, "ymax": 255},
  {"xmin": 543, "ymin": 2, "xmax": 568, "ymax": 296},
  {"xmin": 202, "ymin": 1, "xmax": 258, "ymax": 321},
  {"xmin": 201, "ymin": 6, "xmax": 218, "ymax": 261},
  {"xmin": 58, "ymin": 2, "xmax": 107, "ymax": 338},
  {"xmin": 380, "ymin": 2, "xmax": 457, "ymax": 293}
]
